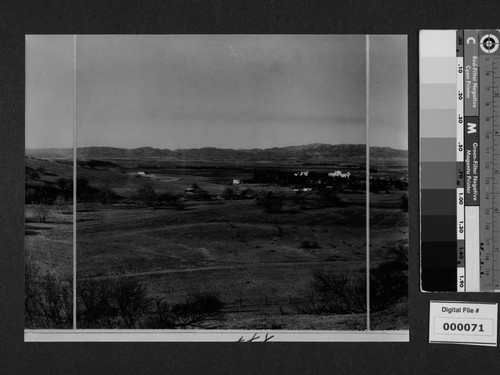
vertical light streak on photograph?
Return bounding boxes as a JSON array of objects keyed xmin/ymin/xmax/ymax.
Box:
[
  {"xmin": 365, "ymin": 35, "xmax": 371, "ymax": 332},
  {"xmin": 73, "ymin": 34, "xmax": 77, "ymax": 329}
]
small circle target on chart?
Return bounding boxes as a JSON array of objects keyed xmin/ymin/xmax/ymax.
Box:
[{"xmin": 481, "ymin": 34, "xmax": 500, "ymax": 54}]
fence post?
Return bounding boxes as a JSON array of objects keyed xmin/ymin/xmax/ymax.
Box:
[{"xmin": 265, "ymin": 296, "xmax": 268, "ymax": 306}]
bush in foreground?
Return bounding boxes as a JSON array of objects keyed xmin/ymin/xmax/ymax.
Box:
[
  {"xmin": 77, "ymin": 279, "xmax": 150, "ymax": 329},
  {"xmin": 301, "ymin": 245, "xmax": 408, "ymax": 315},
  {"xmin": 25, "ymin": 255, "xmax": 72, "ymax": 329},
  {"xmin": 146, "ymin": 292, "xmax": 225, "ymax": 329},
  {"xmin": 76, "ymin": 279, "xmax": 226, "ymax": 329}
]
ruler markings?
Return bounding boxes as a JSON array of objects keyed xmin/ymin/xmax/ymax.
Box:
[
  {"xmin": 457, "ymin": 30, "xmax": 466, "ymax": 291},
  {"xmin": 419, "ymin": 30, "xmax": 500, "ymax": 292}
]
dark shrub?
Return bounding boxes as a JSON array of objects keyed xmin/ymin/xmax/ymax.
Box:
[
  {"xmin": 77, "ymin": 278, "xmax": 150, "ymax": 329},
  {"xmin": 260, "ymin": 192, "xmax": 283, "ymax": 213},
  {"xmin": 222, "ymin": 187, "xmax": 236, "ymax": 200},
  {"xmin": 146, "ymin": 292, "xmax": 225, "ymax": 329},
  {"xmin": 302, "ymin": 245, "xmax": 408, "ymax": 315},
  {"xmin": 114, "ymin": 280, "xmax": 151, "ymax": 328},
  {"xmin": 25, "ymin": 254, "xmax": 72, "ymax": 329},
  {"xmin": 77, "ymin": 279, "xmax": 120, "ymax": 328},
  {"xmin": 301, "ymin": 240, "xmax": 320, "ymax": 249},
  {"xmin": 319, "ymin": 188, "xmax": 342, "ymax": 207},
  {"xmin": 400, "ymin": 193, "xmax": 408, "ymax": 212},
  {"xmin": 99, "ymin": 186, "xmax": 120, "ymax": 205},
  {"xmin": 137, "ymin": 182, "xmax": 157, "ymax": 207}
]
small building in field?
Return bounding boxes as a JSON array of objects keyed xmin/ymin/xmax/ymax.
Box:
[
  {"xmin": 137, "ymin": 171, "xmax": 146, "ymax": 175},
  {"xmin": 185, "ymin": 187, "xmax": 195, "ymax": 193},
  {"xmin": 232, "ymin": 179, "xmax": 241, "ymax": 185}
]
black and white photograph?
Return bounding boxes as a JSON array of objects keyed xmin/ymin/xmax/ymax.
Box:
[{"xmin": 24, "ymin": 35, "xmax": 407, "ymax": 340}]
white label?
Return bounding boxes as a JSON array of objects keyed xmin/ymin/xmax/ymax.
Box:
[{"xmin": 429, "ymin": 301, "xmax": 497, "ymax": 346}]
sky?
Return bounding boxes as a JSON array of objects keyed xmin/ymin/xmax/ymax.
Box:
[{"xmin": 26, "ymin": 35, "xmax": 407, "ymax": 150}]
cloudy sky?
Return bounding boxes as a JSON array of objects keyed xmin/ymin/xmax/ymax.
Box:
[{"xmin": 26, "ymin": 35, "xmax": 406, "ymax": 150}]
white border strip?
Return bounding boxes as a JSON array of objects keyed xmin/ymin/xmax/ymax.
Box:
[{"xmin": 25, "ymin": 330, "xmax": 409, "ymax": 342}]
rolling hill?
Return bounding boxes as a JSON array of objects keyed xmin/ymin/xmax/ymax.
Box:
[{"xmin": 26, "ymin": 144, "xmax": 407, "ymax": 163}]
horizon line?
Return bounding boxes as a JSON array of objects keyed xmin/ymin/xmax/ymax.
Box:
[{"xmin": 26, "ymin": 142, "xmax": 409, "ymax": 152}]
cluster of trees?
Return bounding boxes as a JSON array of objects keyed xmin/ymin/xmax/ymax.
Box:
[
  {"xmin": 221, "ymin": 187, "xmax": 256, "ymax": 200},
  {"xmin": 370, "ymin": 177, "xmax": 408, "ymax": 193},
  {"xmin": 300, "ymin": 245, "xmax": 408, "ymax": 315},
  {"xmin": 136, "ymin": 182, "xmax": 191, "ymax": 209},
  {"xmin": 25, "ymin": 255, "xmax": 226, "ymax": 329},
  {"xmin": 25, "ymin": 254, "xmax": 73, "ymax": 329},
  {"xmin": 25, "ymin": 176, "xmax": 107, "ymax": 205},
  {"xmin": 257, "ymin": 192, "xmax": 284, "ymax": 213},
  {"xmin": 26, "ymin": 165, "xmax": 47, "ymax": 180},
  {"xmin": 79, "ymin": 281, "xmax": 225, "ymax": 329}
]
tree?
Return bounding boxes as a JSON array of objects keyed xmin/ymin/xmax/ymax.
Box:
[
  {"xmin": 35, "ymin": 203, "xmax": 48, "ymax": 222},
  {"xmin": 77, "ymin": 279, "xmax": 150, "ymax": 329},
  {"xmin": 56, "ymin": 177, "xmax": 73, "ymax": 199},
  {"xmin": 137, "ymin": 182, "xmax": 157, "ymax": 208},
  {"xmin": 114, "ymin": 280, "xmax": 150, "ymax": 328},
  {"xmin": 99, "ymin": 186, "xmax": 116, "ymax": 205},
  {"xmin": 54, "ymin": 195, "xmax": 67, "ymax": 213},
  {"xmin": 158, "ymin": 191, "xmax": 177, "ymax": 205},
  {"xmin": 175, "ymin": 198, "xmax": 186, "ymax": 210},
  {"xmin": 77, "ymin": 279, "xmax": 119, "ymax": 328},
  {"xmin": 25, "ymin": 253, "xmax": 72, "ymax": 329},
  {"xmin": 261, "ymin": 192, "xmax": 283, "ymax": 213},
  {"xmin": 222, "ymin": 187, "xmax": 236, "ymax": 200},
  {"xmin": 304, "ymin": 245, "xmax": 408, "ymax": 315}
]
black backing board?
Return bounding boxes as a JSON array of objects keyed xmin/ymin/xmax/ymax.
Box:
[{"xmin": 2, "ymin": 0, "xmax": 500, "ymax": 373}]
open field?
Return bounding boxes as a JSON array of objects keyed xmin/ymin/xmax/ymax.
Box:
[{"xmin": 25, "ymin": 152, "xmax": 408, "ymax": 330}]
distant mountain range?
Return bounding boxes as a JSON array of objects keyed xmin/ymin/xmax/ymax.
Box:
[{"xmin": 26, "ymin": 144, "xmax": 407, "ymax": 162}]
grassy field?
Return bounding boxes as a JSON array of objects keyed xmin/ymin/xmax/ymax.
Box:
[{"xmin": 25, "ymin": 156, "xmax": 408, "ymax": 330}]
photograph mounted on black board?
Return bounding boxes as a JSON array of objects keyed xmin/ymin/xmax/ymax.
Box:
[{"xmin": 24, "ymin": 34, "xmax": 408, "ymax": 341}]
